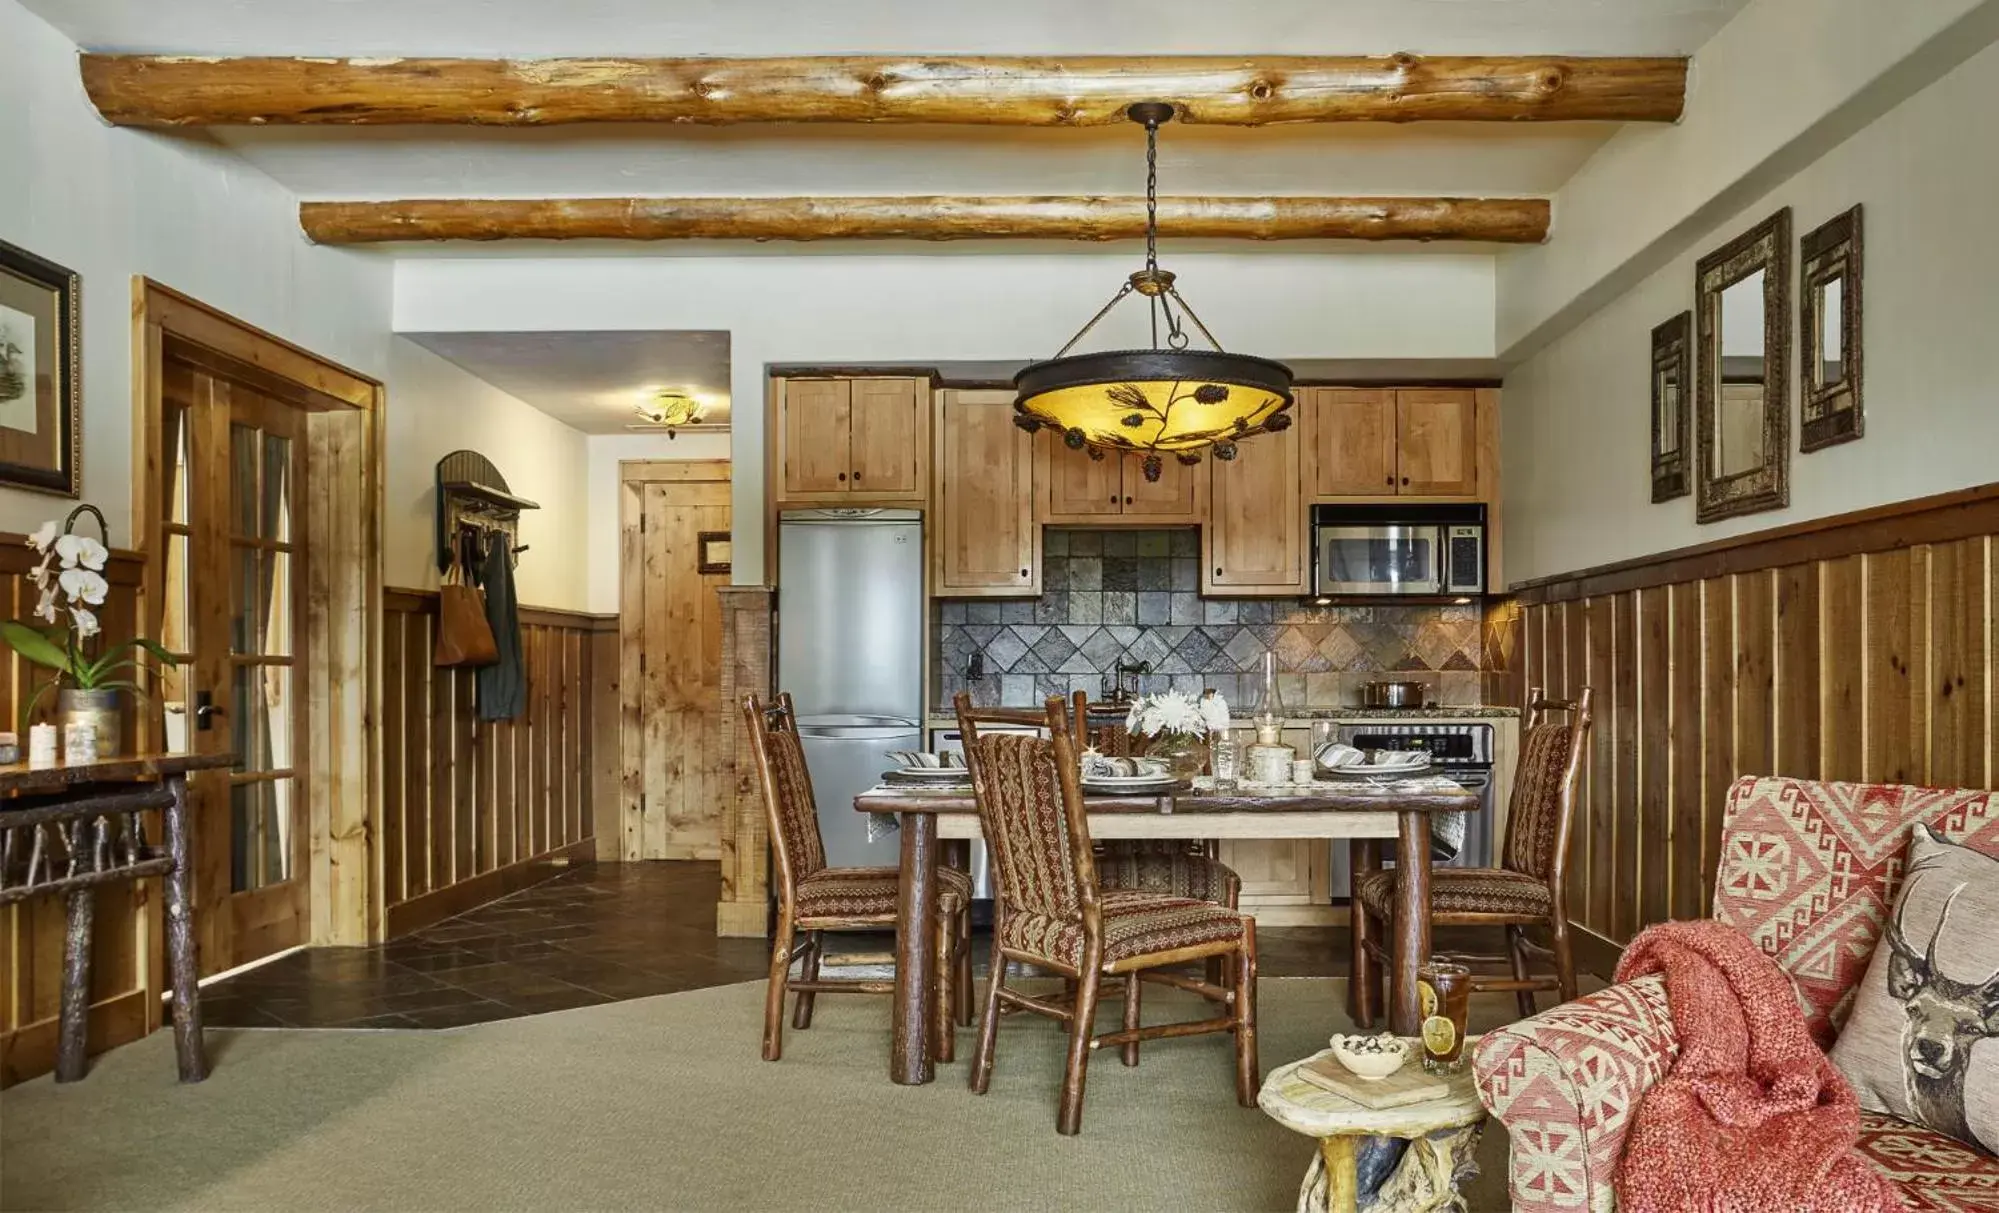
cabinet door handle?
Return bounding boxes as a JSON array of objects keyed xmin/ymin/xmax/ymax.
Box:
[
  {"xmin": 1401, "ymin": 476, "xmax": 1410, "ymax": 486},
  {"xmin": 1214, "ymin": 567, "xmax": 1223, "ymax": 577},
  {"xmin": 1109, "ymin": 495, "xmax": 1118, "ymax": 504},
  {"xmin": 1123, "ymin": 495, "xmax": 1133, "ymax": 505},
  {"xmin": 1385, "ymin": 476, "xmax": 1395, "ymax": 486},
  {"xmin": 837, "ymin": 472, "xmax": 847, "ymax": 482},
  {"xmin": 853, "ymin": 471, "xmax": 862, "ymax": 481},
  {"xmin": 1020, "ymin": 568, "xmax": 1030, "ymax": 578}
]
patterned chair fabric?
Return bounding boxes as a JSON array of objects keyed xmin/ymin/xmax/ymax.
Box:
[
  {"xmin": 795, "ymin": 866, "xmax": 971, "ymax": 923},
  {"xmin": 1353, "ymin": 865, "xmax": 1553, "ymax": 921},
  {"xmin": 1097, "ymin": 840, "xmax": 1240, "ymax": 906},
  {"xmin": 757, "ymin": 702, "xmax": 827, "ymax": 880},
  {"xmin": 1500, "ymin": 718, "xmax": 1580, "ymax": 881},
  {"xmin": 968, "ymin": 730, "xmax": 1086, "ymax": 933},
  {"xmin": 999, "ymin": 897, "xmax": 1247, "ymax": 971},
  {"xmin": 1473, "ymin": 777, "xmax": 1999, "ymax": 1212}
]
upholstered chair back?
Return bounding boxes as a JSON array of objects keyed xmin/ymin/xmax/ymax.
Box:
[
  {"xmin": 1713, "ymin": 776, "xmax": 1999, "ymax": 1047},
  {"xmin": 1500, "ymin": 687, "xmax": 1595, "ymax": 884},
  {"xmin": 958, "ymin": 695, "xmax": 1099, "ymax": 942},
  {"xmin": 742, "ymin": 692, "xmax": 827, "ymax": 891}
]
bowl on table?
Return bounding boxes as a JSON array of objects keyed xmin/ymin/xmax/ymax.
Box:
[{"xmin": 1327, "ymin": 1032, "xmax": 1412, "ymax": 1080}]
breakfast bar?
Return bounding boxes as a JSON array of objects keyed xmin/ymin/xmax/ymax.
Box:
[{"xmin": 855, "ymin": 775, "xmax": 1478, "ymax": 1085}]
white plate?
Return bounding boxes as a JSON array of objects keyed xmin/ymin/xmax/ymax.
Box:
[
  {"xmin": 1321, "ymin": 762, "xmax": 1431, "ymax": 779},
  {"xmin": 889, "ymin": 767, "xmax": 972, "ymax": 782},
  {"xmin": 1081, "ymin": 774, "xmax": 1179, "ymax": 792}
]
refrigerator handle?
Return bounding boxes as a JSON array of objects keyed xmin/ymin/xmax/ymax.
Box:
[{"xmin": 796, "ymin": 725, "xmax": 922, "ymax": 741}]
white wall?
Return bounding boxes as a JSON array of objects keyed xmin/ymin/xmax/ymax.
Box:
[
  {"xmin": 0, "ymin": 0, "xmax": 391, "ymax": 543},
  {"xmin": 395, "ymin": 250, "xmax": 1498, "ymax": 584},
  {"xmin": 1501, "ymin": 39, "xmax": 1999, "ymax": 585},
  {"xmin": 584, "ymin": 431, "xmax": 731, "ymax": 613},
  {"xmin": 384, "ymin": 338, "xmax": 593, "ymax": 612}
]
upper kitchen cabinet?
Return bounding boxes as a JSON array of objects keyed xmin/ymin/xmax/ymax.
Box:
[
  {"xmin": 772, "ymin": 376, "xmax": 929, "ymax": 504},
  {"xmin": 934, "ymin": 389, "xmax": 1039, "ymax": 596},
  {"xmin": 1302, "ymin": 387, "xmax": 1480, "ymax": 499},
  {"xmin": 1203, "ymin": 420, "xmax": 1305, "ymax": 596},
  {"xmin": 1037, "ymin": 434, "xmax": 1204, "ymax": 524}
]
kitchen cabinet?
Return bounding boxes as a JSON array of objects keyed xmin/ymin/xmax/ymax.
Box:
[
  {"xmin": 1037, "ymin": 436, "xmax": 1203, "ymax": 524},
  {"xmin": 934, "ymin": 389, "xmax": 1039, "ymax": 596},
  {"xmin": 1302, "ymin": 387, "xmax": 1479, "ymax": 498},
  {"xmin": 1220, "ymin": 727, "xmax": 1333, "ymax": 923},
  {"xmin": 773, "ymin": 376, "xmax": 929, "ymax": 503},
  {"xmin": 1203, "ymin": 420, "xmax": 1305, "ymax": 595}
]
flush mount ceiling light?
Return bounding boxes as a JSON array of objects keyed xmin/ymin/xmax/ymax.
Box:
[
  {"xmin": 1013, "ymin": 102, "xmax": 1295, "ymax": 481},
  {"xmin": 633, "ymin": 389, "xmax": 706, "ymax": 436}
]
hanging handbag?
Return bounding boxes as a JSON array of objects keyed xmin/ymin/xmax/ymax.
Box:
[{"xmin": 434, "ymin": 539, "xmax": 499, "ymax": 668}]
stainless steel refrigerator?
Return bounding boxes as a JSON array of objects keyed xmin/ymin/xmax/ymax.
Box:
[{"xmin": 777, "ymin": 508, "xmax": 925, "ymax": 870}]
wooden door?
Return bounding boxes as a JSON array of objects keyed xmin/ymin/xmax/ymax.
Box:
[
  {"xmin": 934, "ymin": 390, "xmax": 1037, "ymax": 595},
  {"xmin": 1204, "ymin": 423, "xmax": 1306, "ymax": 595},
  {"xmin": 1121, "ymin": 452, "xmax": 1204, "ymax": 521},
  {"xmin": 1306, "ymin": 388, "xmax": 1400, "ymax": 496},
  {"xmin": 1037, "ymin": 433, "xmax": 1122, "ymax": 521},
  {"xmin": 1218, "ymin": 840, "xmax": 1328, "ymax": 906},
  {"xmin": 848, "ymin": 378, "xmax": 926, "ymax": 500},
  {"xmin": 1395, "ymin": 389, "xmax": 1479, "ymax": 496},
  {"xmin": 619, "ymin": 462, "xmax": 731, "ymax": 860},
  {"xmin": 780, "ymin": 379, "xmax": 852, "ymax": 499},
  {"xmin": 161, "ymin": 351, "xmax": 311, "ymax": 975}
]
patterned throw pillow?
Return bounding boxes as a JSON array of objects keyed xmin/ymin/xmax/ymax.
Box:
[{"xmin": 1829, "ymin": 824, "xmax": 1999, "ymax": 1154}]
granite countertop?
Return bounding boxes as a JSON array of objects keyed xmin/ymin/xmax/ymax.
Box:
[{"xmin": 925, "ymin": 705, "xmax": 1519, "ymax": 727}]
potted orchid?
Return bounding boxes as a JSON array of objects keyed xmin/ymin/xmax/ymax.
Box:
[
  {"xmin": 1125, "ymin": 688, "xmax": 1232, "ymax": 779},
  {"xmin": 0, "ymin": 505, "xmax": 177, "ymax": 756}
]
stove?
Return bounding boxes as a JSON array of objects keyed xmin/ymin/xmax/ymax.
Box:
[{"xmin": 1330, "ymin": 721, "xmax": 1496, "ymax": 898}]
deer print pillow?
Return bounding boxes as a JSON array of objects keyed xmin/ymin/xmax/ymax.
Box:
[{"xmin": 1830, "ymin": 824, "xmax": 1999, "ymax": 1153}]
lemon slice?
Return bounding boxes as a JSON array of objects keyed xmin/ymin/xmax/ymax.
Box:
[
  {"xmin": 1418, "ymin": 979, "xmax": 1439, "ymax": 1020},
  {"xmin": 1422, "ymin": 1014, "xmax": 1457, "ymax": 1056}
]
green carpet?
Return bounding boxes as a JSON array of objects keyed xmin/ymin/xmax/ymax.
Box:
[{"xmin": 2, "ymin": 978, "xmax": 1518, "ymax": 1211}]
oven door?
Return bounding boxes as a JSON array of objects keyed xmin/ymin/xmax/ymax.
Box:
[{"xmin": 1315, "ymin": 524, "xmax": 1445, "ymax": 596}]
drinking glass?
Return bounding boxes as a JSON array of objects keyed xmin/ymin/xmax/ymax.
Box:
[
  {"xmin": 1210, "ymin": 735, "xmax": 1240, "ymax": 790},
  {"xmin": 1418, "ymin": 962, "xmax": 1473, "ymax": 1073}
]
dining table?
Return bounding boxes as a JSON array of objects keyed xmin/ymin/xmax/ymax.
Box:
[{"xmin": 853, "ymin": 774, "xmax": 1478, "ymax": 1086}]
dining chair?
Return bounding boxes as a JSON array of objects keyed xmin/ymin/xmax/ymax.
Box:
[
  {"xmin": 1070, "ymin": 690, "xmax": 1240, "ymax": 911},
  {"xmin": 956, "ymin": 692, "xmax": 1259, "ymax": 1135},
  {"xmin": 1350, "ymin": 686, "xmax": 1594, "ymax": 1026},
  {"xmin": 743, "ymin": 692, "xmax": 973, "ymax": 1063}
]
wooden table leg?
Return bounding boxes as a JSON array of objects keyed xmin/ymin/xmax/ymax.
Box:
[
  {"xmin": 890, "ymin": 809, "xmax": 938, "ymax": 1086},
  {"xmin": 1346, "ymin": 838, "xmax": 1381, "ymax": 1025},
  {"xmin": 164, "ymin": 774, "xmax": 208, "ymax": 1082},
  {"xmin": 1319, "ymin": 1135, "xmax": 1360, "ymax": 1213},
  {"xmin": 1389, "ymin": 810, "xmax": 1433, "ymax": 1037},
  {"xmin": 55, "ymin": 885, "xmax": 95, "ymax": 1083}
]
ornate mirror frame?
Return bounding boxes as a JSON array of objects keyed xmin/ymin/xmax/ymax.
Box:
[
  {"xmin": 1695, "ymin": 208, "xmax": 1791, "ymax": 524},
  {"xmin": 1800, "ymin": 204, "xmax": 1863, "ymax": 451},
  {"xmin": 1650, "ymin": 311, "xmax": 1692, "ymax": 502}
]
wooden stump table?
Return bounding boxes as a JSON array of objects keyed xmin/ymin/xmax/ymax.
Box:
[
  {"xmin": 0, "ymin": 752, "xmax": 235, "ymax": 1083},
  {"xmin": 1258, "ymin": 1047, "xmax": 1488, "ymax": 1213}
]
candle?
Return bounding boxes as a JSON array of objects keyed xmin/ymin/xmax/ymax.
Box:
[
  {"xmin": 28, "ymin": 722, "xmax": 58, "ymax": 769},
  {"xmin": 0, "ymin": 731, "xmax": 17, "ymax": 765},
  {"xmin": 64, "ymin": 720, "xmax": 98, "ymax": 765}
]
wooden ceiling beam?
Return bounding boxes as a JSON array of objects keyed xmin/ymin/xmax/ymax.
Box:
[
  {"xmin": 298, "ymin": 195, "xmax": 1551, "ymax": 245},
  {"xmin": 83, "ymin": 54, "xmax": 1685, "ymax": 127}
]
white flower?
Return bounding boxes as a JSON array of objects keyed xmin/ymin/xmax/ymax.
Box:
[
  {"xmin": 34, "ymin": 585, "xmax": 59, "ymax": 623},
  {"xmin": 1198, "ymin": 692, "xmax": 1232, "ymax": 734},
  {"xmin": 1127, "ymin": 690, "xmax": 1212, "ymax": 738},
  {"xmin": 68, "ymin": 606, "xmax": 99, "ymax": 638},
  {"xmin": 59, "ymin": 567, "xmax": 108, "ymax": 606},
  {"xmin": 27, "ymin": 520, "xmax": 58, "ymax": 552},
  {"xmin": 56, "ymin": 534, "xmax": 107, "ymax": 571}
]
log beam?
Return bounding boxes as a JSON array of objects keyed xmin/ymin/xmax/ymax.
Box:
[
  {"xmin": 82, "ymin": 54, "xmax": 1685, "ymax": 127},
  {"xmin": 298, "ymin": 195, "xmax": 1551, "ymax": 245}
]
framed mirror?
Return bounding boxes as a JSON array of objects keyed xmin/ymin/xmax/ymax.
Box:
[
  {"xmin": 1695, "ymin": 208, "xmax": 1791, "ymax": 523},
  {"xmin": 1651, "ymin": 311, "xmax": 1692, "ymax": 502},
  {"xmin": 1800, "ymin": 205, "xmax": 1863, "ymax": 451}
]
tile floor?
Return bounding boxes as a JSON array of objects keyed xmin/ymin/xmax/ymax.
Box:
[{"xmin": 200, "ymin": 860, "xmax": 1502, "ymax": 1029}]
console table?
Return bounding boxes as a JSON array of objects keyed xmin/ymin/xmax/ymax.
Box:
[{"xmin": 0, "ymin": 752, "xmax": 235, "ymax": 1083}]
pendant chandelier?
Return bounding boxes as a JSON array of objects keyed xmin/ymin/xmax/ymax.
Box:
[{"xmin": 1013, "ymin": 102, "xmax": 1294, "ymax": 482}]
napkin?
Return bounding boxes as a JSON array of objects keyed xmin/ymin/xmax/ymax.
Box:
[{"xmin": 886, "ymin": 751, "xmax": 965, "ymax": 770}]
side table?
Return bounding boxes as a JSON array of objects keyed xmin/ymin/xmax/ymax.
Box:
[
  {"xmin": 0, "ymin": 752, "xmax": 235, "ymax": 1082},
  {"xmin": 1258, "ymin": 1047, "xmax": 1488, "ymax": 1213}
]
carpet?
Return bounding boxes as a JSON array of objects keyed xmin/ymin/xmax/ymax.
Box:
[{"xmin": 2, "ymin": 978, "xmax": 1519, "ymax": 1211}]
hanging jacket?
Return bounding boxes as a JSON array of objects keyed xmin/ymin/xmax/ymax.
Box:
[{"xmin": 474, "ymin": 531, "xmax": 527, "ymax": 721}]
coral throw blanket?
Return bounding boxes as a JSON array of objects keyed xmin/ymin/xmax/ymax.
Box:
[{"xmin": 1611, "ymin": 920, "xmax": 1901, "ymax": 1213}]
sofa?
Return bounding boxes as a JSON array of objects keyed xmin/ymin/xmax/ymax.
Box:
[{"xmin": 1472, "ymin": 776, "xmax": 1999, "ymax": 1212}]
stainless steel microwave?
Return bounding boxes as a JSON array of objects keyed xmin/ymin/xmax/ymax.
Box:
[{"xmin": 1311, "ymin": 504, "xmax": 1486, "ymax": 597}]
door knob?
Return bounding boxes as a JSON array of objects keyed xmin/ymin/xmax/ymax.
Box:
[{"xmin": 194, "ymin": 691, "xmax": 225, "ymax": 732}]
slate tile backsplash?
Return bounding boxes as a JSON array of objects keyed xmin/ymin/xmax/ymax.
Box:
[{"xmin": 937, "ymin": 528, "xmax": 1485, "ymax": 709}]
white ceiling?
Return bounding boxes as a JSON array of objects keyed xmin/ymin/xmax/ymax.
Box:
[
  {"xmin": 405, "ymin": 330, "xmax": 732, "ymax": 434},
  {"xmin": 31, "ymin": 0, "xmax": 1747, "ymax": 57}
]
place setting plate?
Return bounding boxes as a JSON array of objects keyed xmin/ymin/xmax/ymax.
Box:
[
  {"xmin": 881, "ymin": 767, "xmax": 974, "ymax": 787},
  {"xmin": 1079, "ymin": 773, "xmax": 1183, "ymax": 795}
]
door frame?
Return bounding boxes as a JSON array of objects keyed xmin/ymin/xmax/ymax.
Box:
[
  {"xmin": 617, "ymin": 459, "xmax": 731, "ymax": 861},
  {"xmin": 132, "ymin": 278, "xmax": 385, "ymax": 947}
]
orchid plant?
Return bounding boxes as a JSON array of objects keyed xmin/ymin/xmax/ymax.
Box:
[
  {"xmin": 1124, "ymin": 689, "xmax": 1231, "ymax": 742},
  {"xmin": 0, "ymin": 509, "xmax": 177, "ymax": 724}
]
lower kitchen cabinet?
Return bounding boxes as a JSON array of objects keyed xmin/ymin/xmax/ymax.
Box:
[
  {"xmin": 1218, "ymin": 839, "xmax": 1333, "ymax": 924},
  {"xmin": 934, "ymin": 388, "xmax": 1039, "ymax": 596}
]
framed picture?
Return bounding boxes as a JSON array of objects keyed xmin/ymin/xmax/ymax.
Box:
[
  {"xmin": 1650, "ymin": 311, "xmax": 1692, "ymax": 502},
  {"xmin": 697, "ymin": 531, "xmax": 732, "ymax": 575},
  {"xmin": 0, "ymin": 239, "xmax": 80, "ymax": 497},
  {"xmin": 1695, "ymin": 208, "xmax": 1792, "ymax": 524},
  {"xmin": 1800, "ymin": 205, "xmax": 1864, "ymax": 451}
]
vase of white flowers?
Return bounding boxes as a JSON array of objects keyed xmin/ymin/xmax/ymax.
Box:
[
  {"xmin": 1124, "ymin": 689, "xmax": 1232, "ymax": 780},
  {"xmin": 0, "ymin": 505, "xmax": 177, "ymax": 757}
]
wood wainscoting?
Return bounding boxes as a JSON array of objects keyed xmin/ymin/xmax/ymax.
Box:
[
  {"xmin": 380, "ymin": 589, "xmax": 617, "ymax": 937},
  {"xmin": 0, "ymin": 541, "xmax": 152, "ymax": 1086},
  {"xmin": 1506, "ymin": 483, "xmax": 1999, "ymax": 967}
]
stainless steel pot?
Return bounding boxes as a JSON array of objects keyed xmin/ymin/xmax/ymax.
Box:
[{"xmin": 1359, "ymin": 680, "xmax": 1427, "ymax": 709}]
